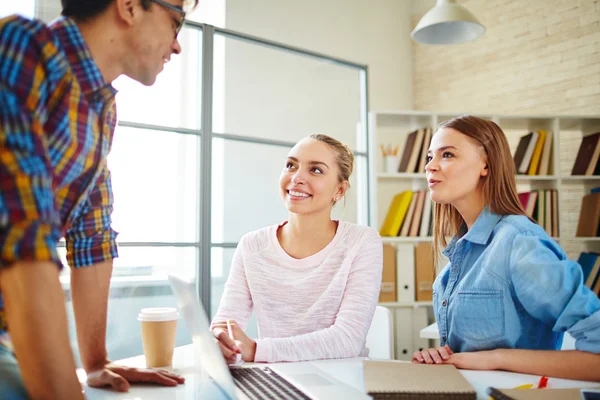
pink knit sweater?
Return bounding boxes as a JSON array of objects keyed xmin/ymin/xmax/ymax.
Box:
[{"xmin": 211, "ymin": 221, "xmax": 383, "ymax": 363}]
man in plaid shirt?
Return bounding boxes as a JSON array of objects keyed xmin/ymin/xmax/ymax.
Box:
[{"xmin": 0, "ymin": 0, "xmax": 196, "ymax": 398}]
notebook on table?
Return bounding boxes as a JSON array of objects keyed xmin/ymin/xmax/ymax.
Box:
[
  {"xmin": 363, "ymin": 360, "xmax": 476, "ymax": 399},
  {"xmin": 488, "ymin": 387, "xmax": 600, "ymax": 400}
]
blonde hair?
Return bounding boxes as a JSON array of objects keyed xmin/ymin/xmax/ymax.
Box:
[
  {"xmin": 431, "ymin": 116, "xmax": 529, "ymax": 264},
  {"xmin": 308, "ymin": 134, "xmax": 354, "ymax": 206}
]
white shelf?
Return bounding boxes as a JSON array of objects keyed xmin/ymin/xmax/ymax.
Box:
[
  {"xmin": 560, "ymin": 176, "xmax": 600, "ymax": 182},
  {"xmin": 378, "ymin": 173, "xmax": 560, "ymax": 181},
  {"xmin": 377, "ymin": 173, "xmax": 426, "ymax": 179},
  {"xmin": 381, "ymin": 236, "xmax": 433, "ymax": 244},
  {"xmin": 378, "ymin": 301, "xmax": 433, "ymax": 308},
  {"xmin": 559, "ymin": 237, "xmax": 600, "ymax": 242},
  {"xmin": 515, "ymin": 175, "xmax": 558, "ymax": 181}
]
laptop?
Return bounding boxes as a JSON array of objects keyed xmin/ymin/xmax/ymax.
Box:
[{"xmin": 168, "ymin": 274, "xmax": 371, "ymax": 400}]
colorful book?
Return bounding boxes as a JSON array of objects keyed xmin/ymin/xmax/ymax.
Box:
[
  {"xmin": 379, "ymin": 191, "xmax": 414, "ymax": 237},
  {"xmin": 576, "ymin": 193, "xmax": 600, "ymax": 237},
  {"xmin": 399, "ymin": 192, "xmax": 418, "ymax": 237},
  {"xmin": 572, "ymin": 132, "xmax": 600, "ymax": 175},
  {"xmin": 519, "ymin": 131, "xmax": 539, "ymax": 174},
  {"xmin": 528, "ymin": 129, "xmax": 546, "ymax": 175},
  {"xmin": 538, "ymin": 130, "xmax": 553, "ymax": 175}
]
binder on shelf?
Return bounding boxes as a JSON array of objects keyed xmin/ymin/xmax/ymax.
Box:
[
  {"xmin": 519, "ymin": 131, "xmax": 539, "ymax": 174},
  {"xmin": 379, "ymin": 244, "xmax": 397, "ymax": 302},
  {"xmin": 419, "ymin": 193, "xmax": 433, "ymax": 237},
  {"xmin": 417, "ymin": 127, "xmax": 432, "ymax": 173},
  {"xmin": 411, "ymin": 307, "xmax": 430, "ymax": 353},
  {"xmin": 396, "ymin": 243, "xmax": 416, "ymax": 304},
  {"xmin": 538, "ymin": 130, "xmax": 553, "ymax": 175},
  {"xmin": 380, "ymin": 191, "xmax": 414, "ymax": 237},
  {"xmin": 551, "ymin": 189, "xmax": 559, "ymax": 238},
  {"xmin": 405, "ymin": 129, "xmax": 425, "ymax": 173},
  {"xmin": 398, "ymin": 130, "xmax": 418, "ymax": 173},
  {"xmin": 409, "ymin": 191, "xmax": 426, "ymax": 237},
  {"xmin": 513, "ymin": 132, "xmax": 533, "ymax": 173},
  {"xmin": 363, "ymin": 361, "xmax": 476, "ymax": 399},
  {"xmin": 545, "ymin": 189, "xmax": 552, "ymax": 236},
  {"xmin": 399, "ymin": 192, "xmax": 418, "ymax": 237},
  {"xmin": 575, "ymin": 193, "xmax": 600, "ymax": 237},
  {"xmin": 571, "ymin": 132, "xmax": 600, "ymax": 175},
  {"xmin": 528, "ymin": 129, "xmax": 546, "ymax": 175},
  {"xmin": 393, "ymin": 308, "xmax": 414, "ymax": 361},
  {"xmin": 415, "ymin": 242, "xmax": 434, "ymax": 301}
]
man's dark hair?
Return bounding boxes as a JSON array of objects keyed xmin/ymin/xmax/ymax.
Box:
[{"xmin": 61, "ymin": 0, "xmax": 198, "ymax": 21}]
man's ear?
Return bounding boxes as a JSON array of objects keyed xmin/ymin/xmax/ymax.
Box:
[{"xmin": 115, "ymin": 0, "xmax": 136, "ymax": 26}]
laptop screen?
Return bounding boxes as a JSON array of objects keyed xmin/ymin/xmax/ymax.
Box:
[{"xmin": 168, "ymin": 274, "xmax": 238, "ymax": 400}]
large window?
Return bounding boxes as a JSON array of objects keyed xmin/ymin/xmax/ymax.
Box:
[
  {"xmin": 33, "ymin": 0, "xmax": 369, "ymax": 362},
  {"xmin": 0, "ymin": 1, "xmax": 35, "ymax": 18}
]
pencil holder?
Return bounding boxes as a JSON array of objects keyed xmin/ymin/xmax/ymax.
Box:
[{"xmin": 383, "ymin": 155, "xmax": 398, "ymax": 173}]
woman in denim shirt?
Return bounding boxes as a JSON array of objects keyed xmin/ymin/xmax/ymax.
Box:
[{"xmin": 412, "ymin": 115, "xmax": 600, "ymax": 381}]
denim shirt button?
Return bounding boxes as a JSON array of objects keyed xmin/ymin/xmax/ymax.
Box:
[
  {"xmin": 442, "ymin": 335, "xmax": 447, "ymax": 341},
  {"xmin": 442, "ymin": 299, "xmax": 447, "ymax": 307}
]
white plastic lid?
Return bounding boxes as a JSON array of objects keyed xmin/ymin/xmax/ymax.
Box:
[{"xmin": 137, "ymin": 307, "xmax": 179, "ymax": 322}]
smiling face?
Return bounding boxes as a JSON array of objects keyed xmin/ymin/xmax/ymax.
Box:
[
  {"xmin": 123, "ymin": 0, "xmax": 184, "ymax": 86},
  {"xmin": 425, "ymin": 127, "xmax": 489, "ymax": 207},
  {"xmin": 279, "ymin": 138, "xmax": 347, "ymax": 216}
]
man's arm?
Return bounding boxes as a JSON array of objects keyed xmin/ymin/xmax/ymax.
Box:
[
  {"xmin": 70, "ymin": 260, "xmax": 112, "ymax": 373},
  {"xmin": 0, "ymin": 262, "xmax": 84, "ymax": 399}
]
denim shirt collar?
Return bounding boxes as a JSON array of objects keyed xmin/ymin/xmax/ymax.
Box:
[{"xmin": 442, "ymin": 206, "xmax": 502, "ymax": 258}]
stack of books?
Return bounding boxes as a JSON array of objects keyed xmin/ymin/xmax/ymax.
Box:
[
  {"xmin": 397, "ymin": 127, "xmax": 432, "ymax": 173},
  {"xmin": 513, "ymin": 130, "xmax": 553, "ymax": 175},
  {"xmin": 517, "ymin": 190, "xmax": 559, "ymax": 237},
  {"xmin": 380, "ymin": 190, "xmax": 433, "ymax": 238}
]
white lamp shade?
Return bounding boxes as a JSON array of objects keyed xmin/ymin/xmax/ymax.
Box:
[{"xmin": 411, "ymin": 0, "xmax": 485, "ymax": 45}]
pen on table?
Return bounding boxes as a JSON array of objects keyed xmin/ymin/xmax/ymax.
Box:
[{"xmin": 537, "ymin": 376, "xmax": 548, "ymax": 389}]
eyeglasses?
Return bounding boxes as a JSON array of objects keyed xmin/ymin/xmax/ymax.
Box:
[{"xmin": 150, "ymin": 0, "xmax": 186, "ymax": 38}]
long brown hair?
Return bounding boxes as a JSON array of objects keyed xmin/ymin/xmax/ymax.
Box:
[{"xmin": 431, "ymin": 116, "xmax": 529, "ymax": 264}]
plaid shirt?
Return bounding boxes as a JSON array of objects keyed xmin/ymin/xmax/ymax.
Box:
[{"xmin": 0, "ymin": 15, "xmax": 119, "ymax": 333}]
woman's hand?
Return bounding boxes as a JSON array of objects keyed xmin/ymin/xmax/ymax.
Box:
[
  {"xmin": 212, "ymin": 320, "xmax": 257, "ymax": 363},
  {"xmin": 412, "ymin": 345, "xmax": 454, "ymax": 364},
  {"xmin": 413, "ymin": 346, "xmax": 501, "ymax": 371}
]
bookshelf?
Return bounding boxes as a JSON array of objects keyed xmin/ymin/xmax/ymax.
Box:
[
  {"xmin": 370, "ymin": 111, "xmax": 600, "ymax": 258},
  {"xmin": 370, "ymin": 111, "xmax": 600, "ymax": 360}
]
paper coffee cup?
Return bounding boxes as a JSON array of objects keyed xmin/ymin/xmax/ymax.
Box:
[{"xmin": 137, "ymin": 307, "xmax": 178, "ymax": 368}]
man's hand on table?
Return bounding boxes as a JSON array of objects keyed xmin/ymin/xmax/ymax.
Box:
[{"xmin": 86, "ymin": 362, "xmax": 185, "ymax": 392}]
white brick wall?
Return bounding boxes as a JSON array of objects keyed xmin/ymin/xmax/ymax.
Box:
[
  {"xmin": 413, "ymin": 0, "xmax": 600, "ymax": 115},
  {"xmin": 413, "ymin": 0, "xmax": 600, "ymax": 259}
]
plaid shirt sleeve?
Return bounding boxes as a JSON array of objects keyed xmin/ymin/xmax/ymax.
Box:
[
  {"xmin": 0, "ymin": 21, "xmax": 63, "ymax": 269},
  {"xmin": 65, "ymin": 164, "xmax": 118, "ymax": 268}
]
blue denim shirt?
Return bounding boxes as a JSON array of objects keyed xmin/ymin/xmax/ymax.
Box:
[{"xmin": 433, "ymin": 207, "xmax": 600, "ymax": 353}]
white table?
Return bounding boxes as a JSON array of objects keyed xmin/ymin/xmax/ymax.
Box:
[
  {"xmin": 420, "ymin": 322, "xmax": 440, "ymax": 339},
  {"xmin": 81, "ymin": 344, "xmax": 599, "ymax": 400}
]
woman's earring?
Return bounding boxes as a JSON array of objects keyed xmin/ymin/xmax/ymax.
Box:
[{"xmin": 335, "ymin": 196, "xmax": 340, "ymax": 201}]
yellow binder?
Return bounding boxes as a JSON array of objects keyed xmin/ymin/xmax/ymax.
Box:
[
  {"xmin": 379, "ymin": 191, "xmax": 414, "ymax": 237},
  {"xmin": 528, "ymin": 129, "xmax": 546, "ymax": 175}
]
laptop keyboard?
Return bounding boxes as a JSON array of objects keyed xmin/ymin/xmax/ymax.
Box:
[{"xmin": 230, "ymin": 367, "xmax": 311, "ymax": 400}]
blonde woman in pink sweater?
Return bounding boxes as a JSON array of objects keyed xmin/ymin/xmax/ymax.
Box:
[{"xmin": 211, "ymin": 134, "xmax": 383, "ymax": 364}]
